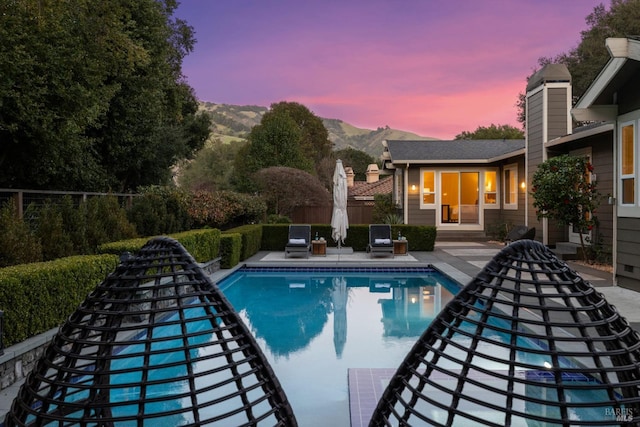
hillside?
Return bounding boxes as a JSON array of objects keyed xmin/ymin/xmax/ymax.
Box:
[{"xmin": 198, "ymin": 102, "xmax": 437, "ymax": 158}]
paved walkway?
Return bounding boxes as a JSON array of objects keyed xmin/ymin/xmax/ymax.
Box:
[{"xmin": 2, "ymin": 240, "xmax": 638, "ymax": 422}]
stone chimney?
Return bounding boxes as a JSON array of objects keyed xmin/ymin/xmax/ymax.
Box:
[
  {"xmin": 366, "ymin": 164, "xmax": 379, "ymax": 183},
  {"xmin": 345, "ymin": 167, "xmax": 354, "ymax": 187}
]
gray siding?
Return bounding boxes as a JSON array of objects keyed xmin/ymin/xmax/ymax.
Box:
[
  {"xmin": 619, "ymin": 77, "xmax": 640, "ymax": 114},
  {"xmin": 547, "ymin": 88, "xmax": 570, "ymax": 140},
  {"xmin": 499, "ymin": 156, "xmax": 527, "ymax": 230},
  {"xmin": 527, "ymin": 90, "xmax": 544, "ymax": 238},
  {"xmin": 617, "ymin": 217, "xmax": 640, "ymax": 291},
  {"xmin": 407, "ymin": 168, "xmax": 436, "ymax": 225}
]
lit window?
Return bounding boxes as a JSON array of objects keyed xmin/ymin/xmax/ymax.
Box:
[
  {"xmin": 484, "ymin": 171, "xmax": 497, "ymax": 204},
  {"xmin": 422, "ymin": 171, "xmax": 435, "ymax": 205},
  {"xmin": 621, "ymin": 123, "xmax": 635, "ymax": 205},
  {"xmin": 503, "ymin": 164, "xmax": 517, "ymax": 209}
]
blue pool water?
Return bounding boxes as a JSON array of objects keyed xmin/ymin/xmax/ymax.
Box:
[{"xmin": 215, "ymin": 267, "xmax": 461, "ymax": 426}]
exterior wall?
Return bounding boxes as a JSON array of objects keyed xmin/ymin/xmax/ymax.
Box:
[
  {"xmin": 617, "ymin": 217, "xmax": 640, "ymax": 291},
  {"xmin": 406, "ymin": 167, "xmax": 435, "ymax": 225},
  {"xmin": 526, "ymin": 89, "xmax": 545, "ymax": 239},
  {"xmin": 619, "ymin": 76, "xmax": 640, "ymax": 114},
  {"xmin": 499, "ymin": 156, "xmax": 527, "ymax": 230},
  {"xmin": 547, "ymin": 88, "xmax": 570, "ymax": 140}
]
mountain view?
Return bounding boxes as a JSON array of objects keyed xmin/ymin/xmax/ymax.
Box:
[{"xmin": 199, "ymin": 102, "xmax": 438, "ymax": 158}]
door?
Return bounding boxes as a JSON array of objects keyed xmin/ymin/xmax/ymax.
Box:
[
  {"xmin": 568, "ymin": 148, "xmax": 592, "ymax": 244},
  {"xmin": 440, "ymin": 172, "xmax": 479, "ymax": 225}
]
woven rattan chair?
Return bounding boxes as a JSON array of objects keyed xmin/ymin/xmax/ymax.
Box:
[
  {"xmin": 370, "ymin": 239, "xmax": 640, "ymax": 426},
  {"xmin": 6, "ymin": 237, "xmax": 297, "ymax": 427}
]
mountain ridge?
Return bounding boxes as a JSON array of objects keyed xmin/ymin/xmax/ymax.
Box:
[{"xmin": 198, "ymin": 101, "xmax": 438, "ymax": 158}]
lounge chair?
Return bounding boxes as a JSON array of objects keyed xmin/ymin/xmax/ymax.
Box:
[
  {"xmin": 285, "ymin": 224, "xmax": 311, "ymax": 258},
  {"xmin": 367, "ymin": 224, "xmax": 394, "ymax": 257}
]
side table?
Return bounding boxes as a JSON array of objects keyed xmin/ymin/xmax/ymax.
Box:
[
  {"xmin": 393, "ymin": 239, "xmax": 408, "ymax": 255},
  {"xmin": 312, "ymin": 240, "xmax": 327, "ymax": 256}
]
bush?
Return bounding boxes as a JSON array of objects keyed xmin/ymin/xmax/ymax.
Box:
[
  {"xmin": 127, "ymin": 186, "xmax": 192, "ymax": 236},
  {"xmin": 220, "ymin": 233, "xmax": 242, "ymax": 268},
  {"xmin": 85, "ymin": 195, "xmax": 138, "ymax": 251},
  {"xmin": 0, "ymin": 200, "xmax": 42, "ymax": 267},
  {"xmin": 0, "ymin": 254, "xmax": 119, "ymax": 346},
  {"xmin": 188, "ymin": 190, "xmax": 266, "ymax": 229},
  {"xmin": 224, "ymin": 224, "xmax": 263, "ymax": 260},
  {"xmin": 372, "ymin": 193, "xmax": 398, "ymax": 223},
  {"xmin": 98, "ymin": 229, "xmax": 221, "ymax": 263}
]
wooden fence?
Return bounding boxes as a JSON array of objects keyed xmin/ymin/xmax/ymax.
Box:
[{"xmin": 291, "ymin": 200, "xmax": 375, "ymax": 224}]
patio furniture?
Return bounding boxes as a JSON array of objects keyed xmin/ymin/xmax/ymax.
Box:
[
  {"xmin": 367, "ymin": 224, "xmax": 394, "ymax": 257},
  {"xmin": 370, "ymin": 239, "xmax": 640, "ymax": 426},
  {"xmin": 285, "ymin": 224, "xmax": 312, "ymax": 258},
  {"xmin": 5, "ymin": 237, "xmax": 298, "ymax": 427}
]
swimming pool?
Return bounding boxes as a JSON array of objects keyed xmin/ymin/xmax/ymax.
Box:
[{"xmin": 215, "ymin": 266, "xmax": 461, "ymax": 426}]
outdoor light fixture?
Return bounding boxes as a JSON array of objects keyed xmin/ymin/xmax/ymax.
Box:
[
  {"xmin": 410, "ymin": 184, "xmax": 417, "ymax": 192},
  {"xmin": 520, "ymin": 181, "xmax": 526, "ymax": 190}
]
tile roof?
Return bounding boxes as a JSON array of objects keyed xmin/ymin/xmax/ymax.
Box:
[
  {"xmin": 385, "ymin": 139, "xmax": 525, "ymax": 163},
  {"xmin": 349, "ymin": 176, "xmax": 392, "ymax": 198}
]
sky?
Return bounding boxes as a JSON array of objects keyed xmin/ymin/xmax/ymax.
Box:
[{"xmin": 175, "ymin": 0, "xmax": 609, "ymax": 140}]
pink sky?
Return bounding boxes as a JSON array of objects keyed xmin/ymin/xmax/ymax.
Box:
[{"xmin": 175, "ymin": 1, "xmax": 608, "ymax": 140}]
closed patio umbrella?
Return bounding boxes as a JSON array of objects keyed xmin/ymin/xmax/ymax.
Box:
[{"xmin": 331, "ymin": 159, "xmax": 349, "ymax": 249}]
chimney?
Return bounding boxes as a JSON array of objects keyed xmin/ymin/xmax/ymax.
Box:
[
  {"xmin": 345, "ymin": 167, "xmax": 354, "ymax": 187},
  {"xmin": 366, "ymin": 164, "xmax": 379, "ymax": 183}
]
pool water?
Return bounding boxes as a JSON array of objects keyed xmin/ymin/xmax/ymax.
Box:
[{"xmin": 216, "ymin": 267, "xmax": 460, "ymax": 426}]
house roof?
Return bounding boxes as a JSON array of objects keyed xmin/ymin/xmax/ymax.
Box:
[
  {"xmin": 383, "ymin": 139, "xmax": 525, "ymax": 165},
  {"xmin": 573, "ymin": 38, "xmax": 640, "ymax": 122},
  {"xmin": 349, "ymin": 176, "xmax": 392, "ymax": 199}
]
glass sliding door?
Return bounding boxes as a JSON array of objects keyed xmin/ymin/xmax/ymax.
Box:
[{"xmin": 440, "ymin": 172, "xmax": 479, "ymax": 225}]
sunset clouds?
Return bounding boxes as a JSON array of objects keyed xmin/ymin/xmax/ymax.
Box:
[{"xmin": 176, "ymin": 0, "xmax": 607, "ymax": 139}]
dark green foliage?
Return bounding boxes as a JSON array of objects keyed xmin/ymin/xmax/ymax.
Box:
[
  {"xmin": 260, "ymin": 224, "xmax": 437, "ymax": 252},
  {"xmin": 220, "ymin": 233, "xmax": 242, "ymax": 269},
  {"xmin": 127, "ymin": 186, "xmax": 192, "ymax": 236},
  {"xmin": 334, "ymin": 147, "xmax": 377, "ymax": 181},
  {"xmin": 266, "ymin": 214, "xmax": 292, "ymax": 224},
  {"xmin": 98, "ymin": 229, "xmax": 221, "ymax": 263},
  {"xmin": 187, "ymin": 190, "xmax": 266, "ymax": 229},
  {"xmin": 85, "ymin": 196, "xmax": 138, "ymax": 250},
  {"xmin": 0, "ymin": 201, "xmax": 42, "ymax": 267},
  {"xmin": 33, "ymin": 200, "xmax": 75, "ymax": 261},
  {"xmin": 372, "ymin": 193, "xmax": 398, "ymax": 223},
  {"xmin": 224, "ymin": 225, "xmax": 263, "ymax": 260},
  {"xmin": 0, "ymin": 254, "xmax": 119, "ymax": 346},
  {"xmin": 0, "ymin": 0, "xmax": 210, "ymax": 191},
  {"xmin": 231, "ymin": 101, "xmax": 330, "ymax": 192},
  {"xmin": 455, "ymin": 124, "xmax": 524, "ymax": 140}
]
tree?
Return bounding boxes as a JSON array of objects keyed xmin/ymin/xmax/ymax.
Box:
[
  {"xmin": 177, "ymin": 138, "xmax": 246, "ymax": 192},
  {"xmin": 0, "ymin": 0, "xmax": 210, "ymax": 191},
  {"xmin": 517, "ymin": 0, "xmax": 640, "ymax": 125},
  {"xmin": 231, "ymin": 102, "xmax": 327, "ymax": 192},
  {"xmin": 255, "ymin": 167, "xmax": 331, "ymax": 217},
  {"xmin": 531, "ymin": 155, "xmax": 601, "ymax": 261},
  {"xmin": 334, "ymin": 147, "xmax": 376, "ymax": 181},
  {"xmin": 455, "ymin": 124, "xmax": 524, "ymax": 140}
]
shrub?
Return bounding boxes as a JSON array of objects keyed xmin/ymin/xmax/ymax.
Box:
[
  {"xmin": 224, "ymin": 224, "xmax": 263, "ymax": 260},
  {"xmin": 0, "ymin": 254, "xmax": 119, "ymax": 346},
  {"xmin": 220, "ymin": 233, "xmax": 242, "ymax": 268},
  {"xmin": 127, "ymin": 186, "xmax": 192, "ymax": 236},
  {"xmin": 188, "ymin": 190, "xmax": 266, "ymax": 229},
  {"xmin": 32, "ymin": 199, "xmax": 75, "ymax": 260},
  {"xmin": 372, "ymin": 193, "xmax": 398, "ymax": 223},
  {"xmin": 0, "ymin": 200, "xmax": 42, "ymax": 267},
  {"xmin": 85, "ymin": 195, "xmax": 138, "ymax": 250}
]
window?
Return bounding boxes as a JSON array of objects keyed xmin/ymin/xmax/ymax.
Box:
[
  {"xmin": 621, "ymin": 123, "xmax": 635, "ymax": 205},
  {"xmin": 484, "ymin": 171, "xmax": 497, "ymax": 205},
  {"xmin": 503, "ymin": 164, "xmax": 517, "ymax": 209},
  {"xmin": 422, "ymin": 171, "xmax": 435, "ymax": 205}
]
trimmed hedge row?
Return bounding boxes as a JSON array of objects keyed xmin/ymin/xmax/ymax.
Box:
[
  {"xmin": 98, "ymin": 229, "xmax": 221, "ymax": 263},
  {"xmin": 220, "ymin": 233, "xmax": 241, "ymax": 269},
  {"xmin": 261, "ymin": 224, "xmax": 437, "ymax": 252},
  {"xmin": 0, "ymin": 254, "xmax": 119, "ymax": 346},
  {"xmin": 223, "ymin": 225, "xmax": 262, "ymax": 261}
]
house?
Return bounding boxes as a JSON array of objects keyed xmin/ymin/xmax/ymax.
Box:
[
  {"xmin": 381, "ymin": 138, "xmax": 525, "ymax": 239},
  {"xmin": 385, "ymin": 37, "xmax": 640, "ymax": 288}
]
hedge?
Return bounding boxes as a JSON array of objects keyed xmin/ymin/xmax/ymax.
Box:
[
  {"xmin": 219, "ymin": 233, "xmax": 242, "ymax": 269},
  {"xmin": 261, "ymin": 224, "xmax": 437, "ymax": 252},
  {"xmin": 98, "ymin": 228, "xmax": 221, "ymax": 263},
  {"xmin": 0, "ymin": 254, "xmax": 119, "ymax": 346},
  {"xmin": 224, "ymin": 225, "xmax": 262, "ymax": 261}
]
